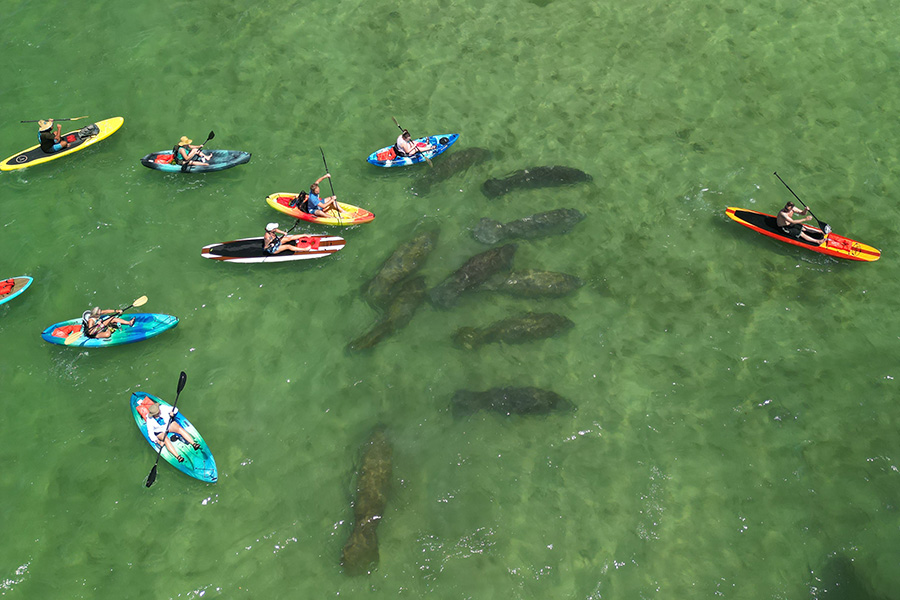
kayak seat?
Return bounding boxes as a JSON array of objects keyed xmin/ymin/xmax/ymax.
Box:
[
  {"xmin": 154, "ymin": 154, "xmax": 175, "ymax": 164},
  {"xmin": 52, "ymin": 324, "xmax": 81, "ymax": 338},
  {"xmin": 376, "ymin": 147, "xmax": 397, "ymax": 161}
]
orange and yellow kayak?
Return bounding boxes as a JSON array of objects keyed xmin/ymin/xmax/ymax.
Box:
[
  {"xmin": 265, "ymin": 193, "xmax": 374, "ymax": 226},
  {"xmin": 726, "ymin": 207, "xmax": 880, "ymax": 262}
]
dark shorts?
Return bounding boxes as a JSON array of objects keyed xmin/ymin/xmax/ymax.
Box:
[{"xmin": 780, "ymin": 223, "xmax": 803, "ymax": 238}]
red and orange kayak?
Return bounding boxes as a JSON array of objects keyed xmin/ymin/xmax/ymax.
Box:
[{"xmin": 726, "ymin": 207, "xmax": 880, "ymax": 262}]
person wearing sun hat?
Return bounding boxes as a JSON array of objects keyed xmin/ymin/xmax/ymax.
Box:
[
  {"xmin": 38, "ymin": 119, "xmax": 69, "ymax": 153},
  {"xmin": 262, "ymin": 222, "xmax": 311, "ymax": 255},
  {"xmin": 172, "ymin": 134, "xmax": 211, "ymax": 166}
]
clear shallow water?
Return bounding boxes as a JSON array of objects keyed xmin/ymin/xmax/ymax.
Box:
[{"xmin": 2, "ymin": 0, "xmax": 899, "ymax": 598}]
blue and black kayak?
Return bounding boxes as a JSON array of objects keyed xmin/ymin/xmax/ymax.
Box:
[
  {"xmin": 131, "ymin": 392, "xmax": 217, "ymax": 483},
  {"xmin": 367, "ymin": 134, "xmax": 459, "ymax": 167},
  {"xmin": 0, "ymin": 276, "xmax": 33, "ymax": 306},
  {"xmin": 40, "ymin": 313, "xmax": 178, "ymax": 347},
  {"xmin": 140, "ymin": 149, "xmax": 251, "ymax": 172}
]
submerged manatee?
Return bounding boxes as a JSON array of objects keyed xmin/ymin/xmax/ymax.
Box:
[
  {"xmin": 482, "ymin": 270, "xmax": 584, "ymax": 298},
  {"xmin": 453, "ymin": 311, "xmax": 574, "ymax": 349},
  {"xmin": 812, "ymin": 555, "xmax": 889, "ymax": 600},
  {"xmin": 472, "ymin": 208, "xmax": 585, "ymax": 244},
  {"xmin": 413, "ymin": 147, "xmax": 492, "ymax": 194},
  {"xmin": 481, "ymin": 166, "xmax": 592, "ymax": 199},
  {"xmin": 362, "ymin": 228, "xmax": 439, "ymax": 309},
  {"xmin": 451, "ymin": 387, "xmax": 575, "ymax": 417},
  {"xmin": 341, "ymin": 427, "xmax": 393, "ymax": 576},
  {"xmin": 429, "ymin": 244, "xmax": 517, "ymax": 309},
  {"xmin": 349, "ymin": 277, "xmax": 427, "ymax": 351}
]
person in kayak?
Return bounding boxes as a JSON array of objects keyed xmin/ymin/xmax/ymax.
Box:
[
  {"xmin": 305, "ymin": 174, "xmax": 346, "ymax": 218},
  {"xmin": 144, "ymin": 400, "xmax": 200, "ymax": 463},
  {"xmin": 82, "ymin": 307, "xmax": 135, "ymax": 339},
  {"xmin": 395, "ymin": 129, "xmax": 433, "ymax": 158},
  {"xmin": 263, "ymin": 222, "xmax": 313, "ymax": 255},
  {"xmin": 38, "ymin": 120, "xmax": 70, "ymax": 153},
  {"xmin": 776, "ymin": 201, "xmax": 823, "ymax": 244},
  {"xmin": 173, "ymin": 136, "xmax": 211, "ymax": 166}
]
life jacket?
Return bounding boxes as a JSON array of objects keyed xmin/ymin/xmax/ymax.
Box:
[
  {"xmin": 172, "ymin": 144, "xmax": 187, "ymax": 165},
  {"xmin": 0, "ymin": 279, "xmax": 14, "ymax": 295}
]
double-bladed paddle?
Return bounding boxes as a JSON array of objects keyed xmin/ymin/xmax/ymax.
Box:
[
  {"xmin": 65, "ymin": 295, "xmax": 148, "ymax": 345},
  {"xmin": 20, "ymin": 116, "xmax": 88, "ymax": 123},
  {"xmin": 391, "ymin": 117, "xmax": 432, "ymax": 167},
  {"xmin": 773, "ymin": 171, "xmax": 831, "ymax": 235},
  {"xmin": 181, "ymin": 130, "xmax": 215, "ymax": 172},
  {"xmin": 145, "ymin": 371, "xmax": 188, "ymax": 488}
]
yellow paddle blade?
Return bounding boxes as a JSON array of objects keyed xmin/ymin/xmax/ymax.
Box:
[
  {"xmin": 132, "ymin": 295, "xmax": 148, "ymax": 307},
  {"xmin": 63, "ymin": 328, "xmax": 83, "ymax": 345}
]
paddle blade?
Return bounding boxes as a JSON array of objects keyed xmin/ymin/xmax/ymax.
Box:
[
  {"xmin": 63, "ymin": 329, "xmax": 83, "ymax": 345},
  {"xmin": 177, "ymin": 371, "xmax": 187, "ymax": 394},
  {"xmin": 206, "ymin": 131, "xmax": 215, "ymax": 142},
  {"xmin": 391, "ymin": 116, "xmax": 402, "ymax": 131},
  {"xmin": 145, "ymin": 464, "xmax": 158, "ymax": 488},
  {"xmin": 132, "ymin": 295, "xmax": 148, "ymax": 308},
  {"xmin": 823, "ymin": 223, "xmax": 832, "ymax": 235}
]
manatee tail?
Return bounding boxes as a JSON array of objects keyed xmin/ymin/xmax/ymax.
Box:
[
  {"xmin": 452, "ymin": 327, "xmax": 484, "ymax": 350},
  {"xmin": 450, "ymin": 390, "xmax": 481, "ymax": 418},
  {"xmin": 472, "ymin": 218, "xmax": 504, "ymax": 245}
]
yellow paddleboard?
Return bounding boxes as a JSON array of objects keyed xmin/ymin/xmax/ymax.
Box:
[{"xmin": 1, "ymin": 117, "xmax": 124, "ymax": 171}]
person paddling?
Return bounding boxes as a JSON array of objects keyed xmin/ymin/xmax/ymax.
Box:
[
  {"xmin": 305, "ymin": 174, "xmax": 345, "ymax": 218},
  {"xmin": 38, "ymin": 120, "xmax": 70, "ymax": 153},
  {"xmin": 394, "ymin": 129, "xmax": 433, "ymax": 158},
  {"xmin": 776, "ymin": 201, "xmax": 823, "ymax": 244},
  {"xmin": 144, "ymin": 400, "xmax": 200, "ymax": 463},
  {"xmin": 82, "ymin": 307, "xmax": 135, "ymax": 339},
  {"xmin": 173, "ymin": 135, "xmax": 211, "ymax": 167}
]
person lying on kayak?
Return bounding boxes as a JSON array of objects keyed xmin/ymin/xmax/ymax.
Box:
[
  {"xmin": 305, "ymin": 174, "xmax": 346, "ymax": 218},
  {"xmin": 81, "ymin": 307, "xmax": 135, "ymax": 339},
  {"xmin": 395, "ymin": 129, "xmax": 434, "ymax": 158},
  {"xmin": 38, "ymin": 120, "xmax": 70, "ymax": 153},
  {"xmin": 263, "ymin": 222, "xmax": 312, "ymax": 255},
  {"xmin": 776, "ymin": 201, "xmax": 823, "ymax": 244},
  {"xmin": 144, "ymin": 400, "xmax": 200, "ymax": 463},
  {"xmin": 173, "ymin": 135, "xmax": 211, "ymax": 166}
]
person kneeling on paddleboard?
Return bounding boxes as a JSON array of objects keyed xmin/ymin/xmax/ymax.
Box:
[
  {"xmin": 38, "ymin": 120, "xmax": 70, "ymax": 153},
  {"xmin": 144, "ymin": 401, "xmax": 200, "ymax": 463},
  {"xmin": 776, "ymin": 201, "xmax": 823, "ymax": 245},
  {"xmin": 305, "ymin": 174, "xmax": 345, "ymax": 218},
  {"xmin": 173, "ymin": 135, "xmax": 211, "ymax": 166},
  {"xmin": 82, "ymin": 307, "xmax": 135, "ymax": 339},
  {"xmin": 263, "ymin": 222, "xmax": 313, "ymax": 255},
  {"xmin": 395, "ymin": 129, "xmax": 433, "ymax": 158}
]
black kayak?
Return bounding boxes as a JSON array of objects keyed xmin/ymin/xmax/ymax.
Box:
[{"xmin": 140, "ymin": 149, "xmax": 251, "ymax": 172}]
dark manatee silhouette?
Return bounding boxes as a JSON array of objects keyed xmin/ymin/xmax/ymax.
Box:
[
  {"xmin": 453, "ymin": 311, "xmax": 574, "ymax": 349},
  {"xmin": 481, "ymin": 166, "xmax": 592, "ymax": 199},
  {"xmin": 452, "ymin": 387, "xmax": 575, "ymax": 417},
  {"xmin": 472, "ymin": 208, "xmax": 585, "ymax": 244},
  {"xmin": 348, "ymin": 277, "xmax": 427, "ymax": 351},
  {"xmin": 413, "ymin": 147, "xmax": 492, "ymax": 194},
  {"xmin": 362, "ymin": 228, "xmax": 439, "ymax": 310},
  {"xmin": 341, "ymin": 427, "xmax": 393, "ymax": 576},
  {"xmin": 429, "ymin": 243, "xmax": 517, "ymax": 309},
  {"xmin": 811, "ymin": 554, "xmax": 890, "ymax": 600},
  {"xmin": 482, "ymin": 270, "xmax": 583, "ymax": 298}
]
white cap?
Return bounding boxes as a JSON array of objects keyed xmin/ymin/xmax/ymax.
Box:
[{"xmin": 266, "ymin": 222, "xmax": 279, "ymax": 232}]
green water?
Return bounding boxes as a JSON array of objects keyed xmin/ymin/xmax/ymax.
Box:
[{"xmin": 2, "ymin": 0, "xmax": 899, "ymax": 597}]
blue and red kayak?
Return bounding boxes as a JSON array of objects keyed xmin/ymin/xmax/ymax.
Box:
[
  {"xmin": 367, "ymin": 134, "xmax": 459, "ymax": 167},
  {"xmin": 131, "ymin": 392, "xmax": 217, "ymax": 483},
  {"xmin": 140, "ymin": 149, "xmax": 251, "ymax": 172},
  {"xmin": 40, "ymin": 313, "xmax": 178, "ymax": 347}
]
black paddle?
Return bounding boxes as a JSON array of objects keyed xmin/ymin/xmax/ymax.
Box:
[
  {"xmin": 773, "ymin": 171, "xmax": 831, "ymax": 235},
  {"xmin": 21, "ymin": 116, "xmax": 88, "ymax": 123},
  {"xmin": 145, "ymin": 371, "xmax": 188, "ymax": 488},
  {"xmin": 181, "ymin": 131, "xmax": 215, "ymax": 172},
  {"xmin": 319, "ymin": 147, "xmax": 343, "ymax": 225},
  {"xmin": 391, "ymin": 117, "xmax": 432, "ymax": 167},
  {"xmin": 66, "ymin": 295, "xmax": 147, "ymax": 345}
]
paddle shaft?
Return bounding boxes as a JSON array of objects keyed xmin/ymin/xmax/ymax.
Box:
[
  {"xmin": 69, "ymin": 295, "xmax": 147, "ymax": 343},
  {"xmin": 20, "ymin": 116, "xmax": 88, "ymax": 123},
  {"xmin": 145, "ymin": 371, "xmax": 188, "ymax": 488},
  {"xmin": 773, "ymin": 172, "xmax": 829, "ymax": 232},
  {"xmin": 391, "ymin": 117, "xmax": 432, "ymax": 166},
  {"xmin": 319, "ymin": 148, "xmax": 342, "ymax": 223}
]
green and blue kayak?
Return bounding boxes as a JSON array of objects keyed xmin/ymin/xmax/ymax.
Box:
[
  {"xmin": 131, "ymin": 392, "xmax": 217, "ymax": 483},
  {"xmin": 40, "ymin": 313, "xmax": 178, "ymax": 347}
]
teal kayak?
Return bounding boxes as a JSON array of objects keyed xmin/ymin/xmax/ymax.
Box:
[
  {"xmin": 40, "ymin": 313, "xmax": 178, "ymax": 347},
  {"xmin": 131, "ymin": 392, "xmax": 217, "ymax": 483}
]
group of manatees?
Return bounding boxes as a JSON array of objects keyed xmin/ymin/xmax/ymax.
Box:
[{"xmin": 340, "ymin": 158, "xmax": 591, "ymax": 575}]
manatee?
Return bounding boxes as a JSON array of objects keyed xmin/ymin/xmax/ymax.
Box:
[
  {"xmin": 812, "ymin": 555, "xmax": 889, "ymax": 600},
  {"xmin": 413, "ymin": 147, "xmax": 492, "ymax": 194},
  {"xmin": 481, "ymin": 270, "xmax": 583, "ymax": 298},
  {"xmin": 348, "ymin": 277, "xmax": 427, "ymax": 351},
  {"xmin": 341, "ymin": 427, "xmax": 393, "ymax": 576},
  {"xmin": 362, "ymin": 228, "xmax": 439, "ymax": 310},
  {"xmin": 472, "ymin": 208, "xmax": 585, "ymax": 244},
  {"xmin": 481, "ymin": 166, "xmax": 592, "ymax": 198},
  {"xmin": 451, "ymin": 387, "xmax": 575, "ymax": 417},
  {"xmin": 429, "ymin": 243, "xmax": 517, "ymax": 309},
  {"xmin": 453, "ymin": 311, "xmax": 574, "ymax": 349}
]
